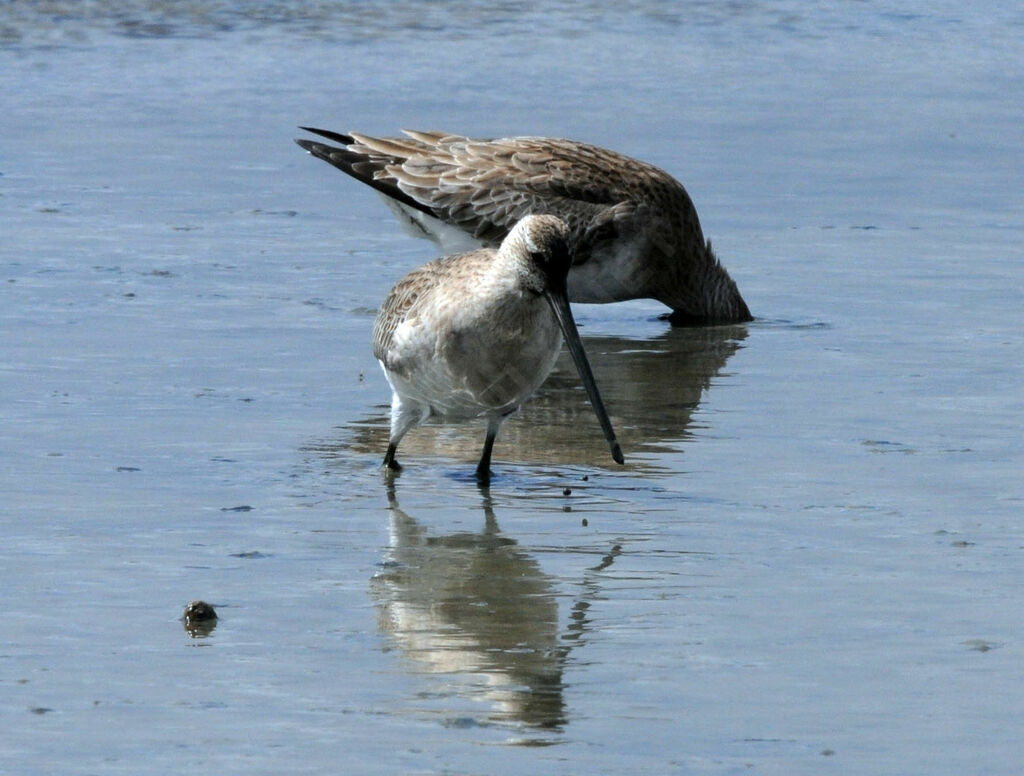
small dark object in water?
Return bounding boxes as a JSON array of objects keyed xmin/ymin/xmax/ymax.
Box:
[
  {"xmin": 183, "ymin": 600, "xmax": 218, "ymax": 638},
  {"xmin": 184, "ymin": 600, "xmax": 217, "ymax": 621},
  {"xmin": 581, "ymin": 518, "xmax": 588, "ymax": 527},
  {"xmin": 562, "ymin": 487, "xmax": 572, "ymax": 496}
]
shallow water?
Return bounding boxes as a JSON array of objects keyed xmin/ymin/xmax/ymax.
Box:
[{"xmin": 2, "ymin": 2, "xmax": 1023, "ymax": 774}]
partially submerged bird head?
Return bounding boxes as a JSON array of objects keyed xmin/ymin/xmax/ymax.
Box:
[{"xmin": 570, "ymin": 199, "xmax": 752, "ymax": 326}]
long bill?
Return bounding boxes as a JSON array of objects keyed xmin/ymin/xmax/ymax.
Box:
[{"xmin": 544, "ymin": 289, "xmax": 625, "ymax": 465}]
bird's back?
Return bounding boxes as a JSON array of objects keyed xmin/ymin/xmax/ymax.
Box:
[
  {"xmin": 300, "ymin": 129, "xmax": 695, "ymax": 243},
  {"xmin": 352, "ymin": 131, "xmax": 694, "ymax": 241}
]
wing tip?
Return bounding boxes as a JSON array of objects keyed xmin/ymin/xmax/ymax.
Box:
[{"xmin": 297, "ymin": 126, "xmax": 356, "ymax": 146}]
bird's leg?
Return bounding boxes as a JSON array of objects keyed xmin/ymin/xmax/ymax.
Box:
[
  {"xmin": 475, "ymin": 417, "xmax": 502, "ymax": 484},
  {"xmin": 475, "ymin": 434, "xmax": 495, "ymax": 483},
  {"xmin": 382, "ymin": 442, "xmax": 402, "ymax": 471},
  {"xmin": 383, "ymin": 395, "xmax": 426, "ymax": 472}
]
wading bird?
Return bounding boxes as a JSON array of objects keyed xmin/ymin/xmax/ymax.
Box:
[
  {"xmin": 372, "ymin": 214, "xmax": 623, "ymax": 482},
  {"xmin": 296, "ymin": 127, "xmax": 751, "ymax": 326}
]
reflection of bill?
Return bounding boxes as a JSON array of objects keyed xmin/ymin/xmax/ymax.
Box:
[
  {"xmin": 370, "ymin": 490, "xmax": 622, "ymax": 732},
  {"xmin": 321, "ymin": 325, "xmax": 746, "ymax": 471}
]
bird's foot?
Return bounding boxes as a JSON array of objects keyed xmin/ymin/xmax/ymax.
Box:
[{"xmin": 383, "ymin": 443, "xmax": 402, "ymax": 472}]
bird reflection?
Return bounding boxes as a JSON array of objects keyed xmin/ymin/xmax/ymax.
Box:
[
  {"xmin": 371, "ymin": 489, "xmax": 615, "ymax": 731},
  {"xmin": 316, "ymin": 324, "xmax": 746, "ymax": 471}
]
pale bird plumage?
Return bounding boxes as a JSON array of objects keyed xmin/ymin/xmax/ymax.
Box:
[
  {"xmin": 371, "ymin": 215, "xmax": 623, "ymax": 481},
  {"xmin": 296, "ymin": 127, "xmax": 752, "ymax": 326}
]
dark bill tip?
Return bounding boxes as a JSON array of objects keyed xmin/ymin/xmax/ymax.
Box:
[{"xmin": 610, "ymin": 441, "xmax": 625, "ymax": 465}]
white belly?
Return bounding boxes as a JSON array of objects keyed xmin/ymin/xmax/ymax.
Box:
[{"xmin": 381, "ymin": 197, "xmax": 482, "ymax": 254}]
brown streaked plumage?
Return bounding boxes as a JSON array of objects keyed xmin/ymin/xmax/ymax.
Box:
[
  {"xmin": 373, "ymin": 215, "xmax": 623, "ymax": 482},
  {"xmin": 296, "ymin": 127, "xmax": 751, "ymax": 325}
]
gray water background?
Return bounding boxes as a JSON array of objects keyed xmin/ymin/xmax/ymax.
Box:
[{"xmin": 2, "ymin": 2, "xmax": 1022, "ymax": 774}]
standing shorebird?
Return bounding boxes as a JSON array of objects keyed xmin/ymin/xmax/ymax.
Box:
[
  {"xmin": 373, "ymin": 214, "xmax": 623, "ymax": 482},
  {"xmin": 296, "ymin": 127, "xmax": 751, "ymax": 326}
]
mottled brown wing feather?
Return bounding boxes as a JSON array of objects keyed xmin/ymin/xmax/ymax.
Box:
[
  {"xmin": 298, "ymin": 128, "xmax": 694, "ymax": 246},
  {"xmin": 372, "ymin": 248, "xmax": 492, "ymax": 364},
  {"xmin": 346, "ymin": 132, "xmax": 689, "ymax": 244},
  {"xmin": 372, "ymin": 262, "xmax": 437, "ymax": 364}
]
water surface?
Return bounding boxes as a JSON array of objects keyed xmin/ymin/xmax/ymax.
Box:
[{"xmin": 2, "ymin": 2, "xmax": 1022, "ymax": 774}]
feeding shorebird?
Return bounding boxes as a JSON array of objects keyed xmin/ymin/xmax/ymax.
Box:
[
  {"xmin": 296, "ymin": 127, "xmax": 751, "ymax": 326},
  {"xmin": 372, "ymin": 214, "xmax": 623, "ymax": 482}
]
